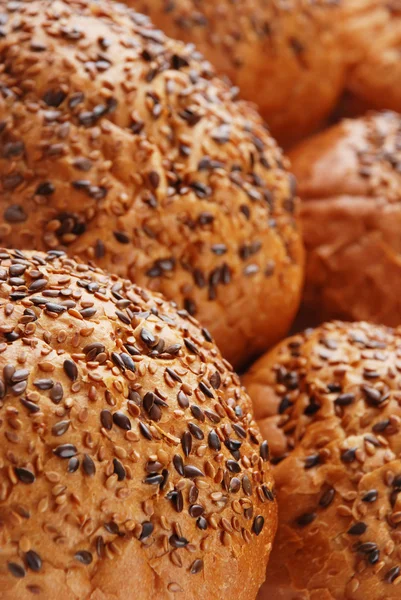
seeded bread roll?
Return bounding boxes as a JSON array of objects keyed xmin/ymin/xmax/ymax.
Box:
[
  {"xmin": 133, "ymin": 0, "xmax": 346, "ymax": 145},
  {"xmin": 0, "ymin": 248, "xmax": 277, "ymax": 600},
  {"xmin": 341, "ymin": 1, "xmax": 401, "ymax": 116},
  {"xmin": 0, "ymin": 0, "xmax": 304, "ymax": 370},
  {"xmin": 289, "ymin": 111, "xmax": 401, "ymax": 329},
  {"xmin": 243, "ymin": 321, "xmax": 401, "ymax": 599}
]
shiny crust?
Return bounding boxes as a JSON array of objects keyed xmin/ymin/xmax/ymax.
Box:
[
  {"xmin": 289, "ymin": 111, "xmax": 401, "ymax": 328},
  {"xmin": 0, "ymin": 0, "xmax": 304, "ymax": 369},
  {"xmin": 133, "ymin": 0, "xmax": 346, "ymax": 145},
  {"xmin": 243, "ymin": 321, "xmax": 401, "ymax": 599},
  {"xmin": 0, "ymin": 249, "xmax": 277, "ymax": 600}
]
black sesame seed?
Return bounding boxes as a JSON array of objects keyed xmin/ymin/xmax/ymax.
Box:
[
  {"xmin": 177, "ymin": 390, "xmax": 189, "ymax": 408},
  {"xmin": 335, "ymin": 393, "xmax": 355, "ymax": 406},
  {"xmin": 188, "ymin": 504, "xmax": 204, "ymax": 518},
  {"xmin": 181, "ymin": 431, "xmax": 192, "ymax": 457},
  {"xmin": 357, "ymin": 542, "xmax": 378, "ymax": 554},
  {"xmin": 139, "ymin": 521, "xmax": 154, "ymax": 541},
  {"xmin": 319, "ymin": 487, "xmax": 335, "ymax": 508},
  {"xmin": 113, "ymin": 411, "xmax": 131, "ymax": 430},
  {"xmin": 347, "ymin": 522, "xmax": 367, "ymax": 535},
  {"xmin": 226, "ymin": 460, "xmax": 241, "ymax": 473},
  {"xmin": 173, "ymin": 454, "xmax": 185, "ymax": 476},
  {"xmin": 25, "ymin": 551, "xmax": 42, "ymax": 572},
  {"xmin": 260, "ymin": 440, "xmax": 270, "ymax": 461},
  {"xmin": 362, "ymin": 489, "xmax": 378, "ymax": 503},
  {"xmin": 188, "ymin": 423, "xmax": 204, "ymax": 440},
  {"xmin": 199, "ymin": 381, "xmax": 214, "ymax": 398},
  {"xmin": 110, "ymin": 458, "xmax": 126, "ymax": 481},
  {"xmin": 20, "ymin": 398, "xmax": 40, "ymax": 413},
  {"xmin": 341, "ymin": 448, "xmax": 357, "ymax": 463},
  {"xmin": 100, "ymin": 409, "xmax": 113, "ymax": 430},
  {"xmin": 190, "ymin": 405, "xmax": 205, "ymax": 422},
  {"xmin": 166, "ymin": 367, "xmax": 182, "ymax": 382},
  {"xmin": 184, "ymin": 465, "xmax": 204, "ymax": 479},
  {"xmin": 33, "ymin": 378, "xmax": 53, "ymax": 390},
  {"xmin": 304, "ymin": 454, "xmax": 320, "ymax": 469},
  {"xmin": 63, "ymin": 359, "xmax": 78, "ymax": 381},
  {"xmin": 74, "ymin": 551, "xmax": 93, "ymax": 565},
  {"xmin": 139, "ymin": 421, "xmax": 152, "ymax": 440},
  {"xmin": 230, "ymin": 477, "xmax": 241, "ymax": 493},
  {"xmin": 8, "ymin": 562, "xmax": 25, "ymax": 578},
  {"xmin": 50, "ymin": 383, "xmax": 63, "ymax": 404},
  {"xmin": 140, "ymin": 328, "xmax": 156, "ymax": 347},
  {"xmin": 184, "ymin": 338, "xmax": 199, "ymax": 355},
  {"xmin": 83, "ymin": 454, "xmax": 96, "ymax": 476},
  {"xmin": 169, "ymin": 534, "xmax": 189, "ymax": 548},
  {"xmin": 15, "ymin": 467, "xmax": 35, "ymax": 484},
  {"xmin": 296, "ymin": 512, "xmax": 316, "ymax": 527},
  {"xmin": 385, "ymin": 566, "xmax": 400, "ymax": 583},
  {"xmin": 190, "ymin": 559, "xmax": 204, "ymax": 575},
  {"xmin": 51, "ymin": 420, "xmax": 70, "ymax": 437},
  {"xmin": 144, "ymin": 473, "xmax": 164, "ymax": 485},
  {"xmin": 368, "ymin": 549, "xmax": 380, "ymax": 564},
  {"xmin": 53, "ymin": 444, "xmax": 77, "ymax": 459},
  {"xmin": 242, "ymin": 475, "xmax": 253, "ymax": 496},
  {"xmin": 197, "ymin": 516, "xmax": 208, "ymax": 530},
  {"xmin": 252, "ymin": 515, "xmax": 265, "ymax": 536},
  {"xmin": 67, "ymin": 457, "xmax": 80, "ymax": 473},
  {"xmin": 208, "ymin": 431, "xmax": 221, "ymax": 452}
]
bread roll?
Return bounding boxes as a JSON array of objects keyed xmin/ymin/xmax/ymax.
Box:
[
  {"xmin": 0, "ymin": 248, "xmax": 277, "ymax": 600},
  {"xmin": 289, "ymin": 111, "xmax": 401, "ymax": 328},
  {"xmin": 133, "ymin": 0, "xmax": 346, "ymax": 145},
  {"xmin": 243, "ymin": 320, "xmax": 401, "ymax": 599},
  {"xmin": 341, "ymin": 1, "xmax": 401, "ymax": 116},
  {"xmin": 0, "ymin": 0, "xmax": 304, "ymax": 369}
]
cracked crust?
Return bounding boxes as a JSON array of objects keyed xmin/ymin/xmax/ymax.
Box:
[
  {"xmin": 132, "ymin": 0, "xmax": 346, "ymax": 146},
  {"xmin": 243, "ymin": 321, "xmax": 401, "ymax": 599},
  {"xmin": 0, "ymin": 249, "xmax": 277, "ymax": 600},
  {"xmin": 289, "ymin": 111, "xmax": 401, "ymax": 328},
  {"xmin": 0, "ymin": 0, "xmax": 304, "ymax": 369}
]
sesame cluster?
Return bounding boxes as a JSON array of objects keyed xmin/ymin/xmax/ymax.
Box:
[
  {"xmin": 0, "ymin": 249, "xmax": 276, "ymax": 598},
  {"xmin": 0, "ymin": 0, "xmax": 303, "ymax": 368}
]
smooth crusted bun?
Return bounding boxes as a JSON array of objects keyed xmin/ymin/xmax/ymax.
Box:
[
  {"xmin": 243, "ymin": 321, "xmax": 401, "ymax": 599},
  {"xmin": 0, "ymin": 0, "xmax": 304, "ymax": 369},
  {"xmin": 289, "ymin": 110, "xmax": 401, "ymax": 328},
  {"xmin": 133, "ymin": 0, "xmax": 346, "ymax": 145},
  {"xmin": 0, "ymin": 248, "xmax": 277, "ymax": 600}
]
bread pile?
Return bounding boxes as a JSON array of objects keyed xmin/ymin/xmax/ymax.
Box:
[
  {"xmin": 2, "ymin": 1, "xmax": 401, "ymax": 599},
  {"xmin": 0, "ymin": 0, "xmax": 304, "ymax": 369}
]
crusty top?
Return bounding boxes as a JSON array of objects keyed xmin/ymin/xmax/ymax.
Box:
[
  {"xmin": 134, "ymin": 0, "xmax": 346, "ymax": 145},
  {"xmin": 244, "ymin": 321, "xmax": 401, "ymax": 599},
  {"xmin": 0, "ymin": 0, "xmax": 304, "ymax": 369},
  {"xmin": 289, "ymin": 111, "xmax": 401, "ymax": 328},
  {"xmin": 0, "ymin": 249, "xmax": 276, "ymax": 600}
]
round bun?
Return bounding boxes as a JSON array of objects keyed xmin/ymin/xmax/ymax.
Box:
[
  {"xmin": 133, "ymin": 0, "xmax": 345, "ymax": 145},
  {"xmin": 0, "ymin": 0, "xmax": 304, "ymax": 369},
  {"xmin": 0, "ymin": 248, "xmax": 277, "ymax": 600},
  {"xmin": 342, "ymin": 1, "xmax": 401, "ymax": 116},
  {"xmin": 289, "ymin": 110, "xmax": 401, "ymax": 328},
  {"xmin": 243, "ymin": 320, "xmax": 401, "ymax": 599}
]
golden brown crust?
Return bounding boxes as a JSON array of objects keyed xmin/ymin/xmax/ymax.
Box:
[
  {"xmin": 0, "ymin": 0, "xmax": 304, "ymax": 369},
  {"xmin": 289, "ymin": 111, "xmax": 401, "ymax": 328},
  {"xmin": 132, "ymin": 0, "xmax": 346, "ymax": 145},
  {"xmin": 243, "ymin": 321, "xmax": 401, "ymax": 599},
  {"xmin": 0, "ymin": 248, "xmax": 277, "ymax": 600}
]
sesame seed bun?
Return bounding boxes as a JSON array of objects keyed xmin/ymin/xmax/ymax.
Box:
[
  {"xmin": 0, "ymin": 0, "xmax": 304, "ymax": 370},
  {"xmin": 0, "ymin": 248, "xmax": 277, "ymax": 600},
  {"xmin": 243, "ymin": 320, "xmax": 401, "ymax": 599},
  {"xmin": 132, "ymin": 0, "xmax": 346, "ymax": 146},
  {"xmin": 289, "ymin": 110, "xmax": 401, "ymax": 329}
]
